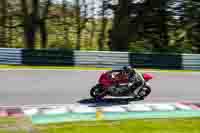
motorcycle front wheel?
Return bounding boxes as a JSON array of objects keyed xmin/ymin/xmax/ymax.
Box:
[{"xmin": 90, "ymin": 84, "xmax": 106, "ymax": 99}]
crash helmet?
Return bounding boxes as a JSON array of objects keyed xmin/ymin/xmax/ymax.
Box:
[{"xmin": 122, "ymin": 65, "xmax": 132, "ymax": 72}]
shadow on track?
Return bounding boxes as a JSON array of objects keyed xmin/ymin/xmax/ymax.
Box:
[{"xmin": 78, "ymin": 97, "xmax": 142, "ymax": 107}]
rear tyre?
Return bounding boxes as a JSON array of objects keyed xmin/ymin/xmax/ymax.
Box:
[
  {"xmin": 90, "ymin": 84, "xmax": 106, "ymax": 99},
  {"xmin": 138, "ymin": 84, "xmax": 151, "ymax": 99}
]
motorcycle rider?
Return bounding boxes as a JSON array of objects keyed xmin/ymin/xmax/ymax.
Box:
[
  {"xmin": 111, "ymin": 65, "xmax": 145, "ymax": 98},
  {"xmin": 122, "ymin": 65, "xmax": 135, "ymax": 81}
]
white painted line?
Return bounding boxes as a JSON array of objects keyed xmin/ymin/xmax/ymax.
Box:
[
  {"xmin": 0, "ymin": 102, "xmax": 200, "ymax": 117},
  {"xmin": 0, "ymin": 104, "xmax": 81, "ymax": 108},
  {"xmin": 69, "ymin": 105, "xmax": 96, "ymax": 113},
  {"xmin": 147, "ymin": 103, "xmax": 176, "ymax": 111},
  {"xmin": 42, "ymin": 106, "xmax": 68, "ymax": 115},
  {"xmin": 102, "ymin": 106, "xmax": 126, "ymax": 112},
  {"xmin": 125, "ymin": 104, "xmax": 152, "ymax": 112},
  {"xmin": 23, "ymin": 108, "xmax": 39, "ymax": 116}
]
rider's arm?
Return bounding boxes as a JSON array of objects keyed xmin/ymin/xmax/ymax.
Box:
[{"xmin": 128, "ymin": 69, "xmax": 136, "ymax": 81}]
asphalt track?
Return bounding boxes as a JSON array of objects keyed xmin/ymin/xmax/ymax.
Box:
[{"xmin": 0, "ymin": 70, "xmax": 200, "ymax": 106}]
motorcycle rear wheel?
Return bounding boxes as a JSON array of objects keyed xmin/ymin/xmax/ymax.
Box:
[
  {"xmin": 138, "ymin": 84, "xmax": 151, "ymax": 99},
  {"xmin": 90, "ymin": 84, "xmax": 106, "ymax": 99}
]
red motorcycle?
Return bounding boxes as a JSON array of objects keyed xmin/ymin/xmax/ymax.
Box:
[{"xmin": 90, "ymin": 70, "xmax": 153, "ymax": 100}]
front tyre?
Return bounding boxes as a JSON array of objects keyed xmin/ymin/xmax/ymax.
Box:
[
  {"xmin": 90, "ymin": 84, "xmax": 106, "ymax": 99},
  {"xmin": 138, "ymin": 84, "xmax": 151, "ymax": 99}
]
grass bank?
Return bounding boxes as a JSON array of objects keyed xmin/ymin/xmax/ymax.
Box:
[
  {"xmin": 0, "ymin": 118, "xmax": 200, "ymax": 133},
  {"xmin": 0, "ymin": 118, "xmax": 19, "ymax": 125},
  {"xmin": 0, "ymin": 65, "xmax": 199, "ymax": 73},
  {"xmin": 0, "ymin": 65, "xmax": 111, "ymax": 71},
  {"xmin": 0, "ymin": 117, "xmax": 32, "ymax": 133},
  {"xmin": 36, "ymin": 118, "xmax": 200, "ymax": 133}
]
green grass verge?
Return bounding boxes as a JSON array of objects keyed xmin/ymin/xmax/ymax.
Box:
[
  {"xmin": 0, "ymin": 64, "xmax": 200, "ymax": 72},
  {"xmin": 0, "ymin": 65, "xmax": 111, "ymax": 71},
  {"xmin": 1, "ymin": 118, "xmax": 200, "ymax": 133},
  {"xmin": 0, "ymin": 117, "xmax": 32, "ymax": 133},
  {"xmin": 36, "ymin": 118, "xmax": 200, "ymax": 133},
  {"xmin": 0, "ymin": 129, "xmax": 27, "ymax": 133},
  {"xmin": 0, "ymin": 118, "xmax": 18, "ymax": 125}
]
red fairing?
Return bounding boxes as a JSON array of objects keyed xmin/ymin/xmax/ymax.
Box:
[
  {"xmin": 143, "ymin": 73, "xmax": 153, "ymax": 81},
  {"xmin": 98, "ymin": 72, "xmax": 113, "ymax": 88}
]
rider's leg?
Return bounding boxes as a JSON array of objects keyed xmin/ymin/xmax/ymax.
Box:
[{"xmin": 132, "ymin": 72, "xmax": 145, "ymax": 97}]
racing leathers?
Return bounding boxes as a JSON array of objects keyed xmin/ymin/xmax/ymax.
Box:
[{"xmin": 110, "ymin": 68, "xmax": 145, "ymax": 97}]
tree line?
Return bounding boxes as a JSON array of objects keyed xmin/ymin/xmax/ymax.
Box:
[{"xmin": 0, "ymin": 0, "xmax": 200, "ymax": 53}]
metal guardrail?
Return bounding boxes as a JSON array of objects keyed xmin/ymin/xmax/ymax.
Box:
[
  {"xmin": 0, "ymin": 48, "xmax": 200, "ymax": 70},
  {"xmin": 129, "ymin": 53, "xmax": 183, "ymax": 69},
  {"xmin": 182, "ymin": 54, "xmax": 200, "ymax": 70},
  {"xmin": 0, "ymin": 48, "xmax": 22, "ymax": 65},
  {"xmin": 74, "ymin": 51, "xmax": 129, "ymax": 68}
]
